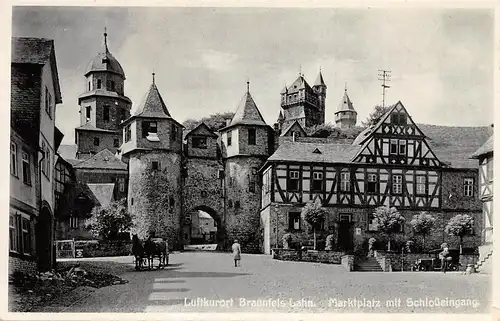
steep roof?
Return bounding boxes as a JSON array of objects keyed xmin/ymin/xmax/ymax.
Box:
[
  {"xmin": 280, "ymin": 120, "xmax": 306, "ymax": 137},
  {"xmin": 471, "ymin": 135, "xmax": 493, "ymax": 158},
  {"xmin": 335, "ymin": 90, "xmax": 357, "ymax": 113},
  {"xmin": 11, "ymin": 37, "xmax": 62, "ymax": 104},
  {"xmin": 287, "ymin": 75, "xmax": 313, "ymax": 94},
  {"xmin": 268, "ymin": 141, "xmax": 360, "ymax": 163},
  {"xmin": 85, "ymin": 32, "xmax": 125, "ymax": 78},
  {"xmin": 133, "ymin": 82, "xmax": 172, "ymax": 119},
  {"xmin": 314, "ymin": 71, "xmax": 326, "ymax": 87},
  {"xmin": 72, "ymin": 149, "xmax": 127, "ymax": 170},
  {"xmin": 224, "ymin": 90, "xmax": 267, "ymax": 129},
  {"xmin": 87, "ymin": 183, "xmax": 115, "ymax": 207},
  {"xmin": 185, "ymin": 122, "xmax": 218, "ymax": 138}
]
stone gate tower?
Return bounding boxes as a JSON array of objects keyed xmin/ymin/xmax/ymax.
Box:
[
  {"xmin": 76, "ymin": 30, "xmax": 132, "ymax": 160},
  {"xmin": 334, "ymin": 86, "xmax": 357, "ymax": 128},
  {"xmin": 121, "ymin": 75, "xmax": 184, "ymax": 248},
  {"xmin": 219, "ymin": 83, "xmax": 273, "ymax": 253}
]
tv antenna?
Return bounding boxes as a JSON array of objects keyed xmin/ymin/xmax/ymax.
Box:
[{"xmin": 378, "ymin": 69, "xmax": 391, "ymax": 107}]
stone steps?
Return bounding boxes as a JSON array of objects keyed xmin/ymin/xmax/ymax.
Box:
[
  {"xmin": 354, "ymin": 257, "xmax": 384, "ymax": 272},
  {"xmin": 474, "ymin": 250, "xmax": 493, "ymax": 272}
]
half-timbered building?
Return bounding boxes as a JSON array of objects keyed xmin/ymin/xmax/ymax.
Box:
[{"xmin": 260, "ymin": 101, "xmax": 485, "ymax": 254}]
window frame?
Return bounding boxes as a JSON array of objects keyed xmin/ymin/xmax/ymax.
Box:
[
  {"xmin": 398, "ymin": 140, "xmax": 407, "ymax": 155},
  {"xmin": 340, "ymin": 171, "xmax": 350, "ymax": 192},
  {"xmin": 464, "ymin": 178, "xmax": 474, "ymax": 197},
  {"xmin": 11, "ymin": 142, "xmax": 18, "ymax": 177},
  {"xmin": 192, "ymin": 136, "xmax": 208, "ymax": 149},
  {"xmin": 288, "ymin": 212, "xmax": 301, "ymax": 231},
  {"xmin": 151, "ymin": 161, "xmax": 160, "ymax": 171},
  {"xmin": 171, "ymin": 124, "xmax": 178, "ymax": 141},
  {"xmin": 311, "ymin": 171, "xmax": 323, "ymax": 192},
  {"xmin": 415, "ymin": 175, "xmax": 426, "ymax": 195},
  {"xmin": 113, "ymin": 138, "xmax": 120, "ymax": 148},
  {"xmin": 118, "ymin": 178, "xmax": 125, "ymax": 193},
  {"xmin": 287, "ymin": 170, "xmax": 300, "ymax": 191},
  {"xmin": 45, "ymin": 87, "xmax": 52, "ymax": 119},
  {"xmin": 9, "ymin": 215, "xmax": 18, "ymax": 253},
  {"xmin": 248, "ymin": 128, "xmax": 256, "ymax": 145},
  {"xmin": 22, "ymin": 218, "xmax": 31, "ymax": 255},
  {"xmin": 103, "ymin": 105, "xmax": 110, "ymax": 122},
  {"xmin": 392, "ymin": 174, "xmax": 403, "ymax": 195},
  {"xmin": 367, "ymin": 213, "xmax": 379, "ymax": 232},
  {"xmin": 125, "ymin": 125, "xmax": 131, "ymax": 142},
  {"xmin": 366, "ymin": 173, "xmax": 378, "ymax": 194},
  {"xmin": 94, "ymin": 137, "xmax": 100, "ymax": 146},
  {"xmin": 70, "ymin": 216, "xmax": 79, "ymax": 229},
  {"xmin": 390, "ymin": 139, "xmax": 398, "ymax": 155},
  {"xmin": 97, "ymin": 79, "xmax": 102, "ymax": 89},
  {"xmin": 227, "ymin": 131, "xmax": 232, "ymax": 146},
  {"xmin": 22, "ymin": 151, "xmax": 31, "ymax": 185}
]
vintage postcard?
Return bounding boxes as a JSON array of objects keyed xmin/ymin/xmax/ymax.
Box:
[{"xmin": 3, "ymin": 2, "xmax": 497, "ymax": 320}]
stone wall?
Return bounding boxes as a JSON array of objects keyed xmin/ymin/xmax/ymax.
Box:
[
  {"xmin": 441, "ymin": 169, "xmax": 482, "ymax": 211},
  {"xmin": 9, "ymin": 256, "xmax": 38, "ymax": 275},
  {"xmin": 74, "ymin": 240, "xmax": 132, "ymax": 258},
  {"xmin": 272, "ymin": 248, "xmax": 345, "ymax": 264},
  {"xmin": 76, "ymin": 130, "xmax": 121, "ymax": 157},
  {"xmin": 128, "ymin": 151, "xmax": 182, "ymax": 250},
  {"xmin": 225, "ymin": 156, "xmax": 267, "ymax": 253}
]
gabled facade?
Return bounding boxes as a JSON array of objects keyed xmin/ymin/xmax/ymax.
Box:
[
  {"xmin": 10, "ymin": 37, "xmax": 63, "ymax": 272},
  {"xmin": 260, "ymin": 102, "xmax": 484, "ymax": 255}
]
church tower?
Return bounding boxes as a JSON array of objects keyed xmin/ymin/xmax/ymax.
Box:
[
  {"xmin": 76, "ymin": 30, "xmax": 132, "ymax": 160},
  {"xmin": 121, "ymin": 74, "xmax": 184, "ymax": 248},
  {"xmin": 312, "ymin": 70, "xmax": 327, "ymax": 125},
  {"xmin": 220, "ymin": 82, "xmax": 273, "ymax": 253},
  {"xmin": 334, "ymin": 85, "xmax": 357, "ymax": 128}
]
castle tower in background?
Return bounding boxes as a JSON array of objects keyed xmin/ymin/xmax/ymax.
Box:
[
  {"xmin": 219, "ymin": 82, "xmax": 274, "ymax": 253},
  {"xmin": 280, "ymin": 71, "xmax": 326, "ymax": 129},
  {"xmin": 334, "ymin": 85, "xmax": 357, "ymax": 128},
  {"xmin": 120, "ymin": 74, "xmax": 184, "ymax": 247},
  {"xmin": 76, "ymin": 30, "xmax": 132, "ymax": 160}
]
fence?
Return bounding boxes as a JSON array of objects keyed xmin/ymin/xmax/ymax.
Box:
[{"xmin": 55, "ymin": 239, "xmax": 76, "ymax": 259}]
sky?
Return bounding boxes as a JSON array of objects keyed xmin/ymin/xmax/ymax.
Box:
[{"xmin": 11, "ymin": 6, "xmax": 494, "ymax": 145}]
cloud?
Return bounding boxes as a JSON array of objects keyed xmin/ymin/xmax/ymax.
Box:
[{"xmin": 200, "ymin": 49, "xmax": 239, "ymax": 72}]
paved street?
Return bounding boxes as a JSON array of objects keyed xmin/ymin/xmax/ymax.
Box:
[{"xmin": 40, "ymin": 252, "xmax": 490, "ymax": 313}]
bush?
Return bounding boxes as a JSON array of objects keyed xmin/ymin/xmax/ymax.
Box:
[{"xmin": 282, "ymin": 233, "xmax": 293, "ymax": 249}]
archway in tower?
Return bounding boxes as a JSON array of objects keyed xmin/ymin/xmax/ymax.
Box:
[
  {"xmin": 182, "ymin": 206, "xmax": 225, "ymax": 251},
  {"xmin": 37, "ymin": 203, "xmax": 54, "ymax": 271}
]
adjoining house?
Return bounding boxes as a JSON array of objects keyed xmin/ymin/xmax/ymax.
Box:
[
  {"xmin": 10, "ymin": 37, "xmax": 63, "ymax": 272},
  {"xmin": 471, "ymin": 134, "xmax": 493, "ymax": 273},
  {"xmin": 260, "ymin": 102, "xmax": 491, "ymax": 255}
]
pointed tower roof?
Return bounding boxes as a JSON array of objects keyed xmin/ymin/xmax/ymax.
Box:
[
  {"xmin": 278, "ymin": 110, "xmax": 284, "ymax": 121},
  {"xmin": 314, "ymin": 70, "xmax": 326, "ymax": 87},
  {"xmin": 335, "ymin": 87, "xmax": 357, "ymax": 114},
  {"xmin": 134, "ymin": 74, "xmax": 171, "ymax": 119},
  {"xmin": 287, "ymin": 75, "xmax": 312, "ymax": 94},
  {"xmin": 280, "ymin": 86, "xmax": 288, "ymax": 94},
  {"xmin": 85, "ymin": 29, "xmax": 125, "ymax": 78},
  {"xmin": 222, "ymin": 82, "xmax": 268, "ymax": 130}
]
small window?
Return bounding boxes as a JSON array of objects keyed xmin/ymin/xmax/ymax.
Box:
[
  {"xmin": 125, "ymin": 125, "xmax": 131, "ymax": 142},
  {"xmin": 227, "ymin": 131, "xmax": 232, "ymax": 146},
  {"xmin": 367, "ymin": 173, "xmax": 378, "ymax": 194},
  {"xmin": 192, "ymin": 136, "xmax": 208, "ymax": 149},
  {"xmin": 392, "ymin": 174, "xmax": 402, "ymax": 194},
  {"xmin": 464, "ymin": 178, "xmax": 474, "ymax": 197},
  {"xmin": 45, "ymin": 87, "xmax": 52, "ymax": 119},
  {"xmin": 118, "ymin": 178, "xmax": 125, "ymax": 192},
  {"xmin": 88, "ymin": 81, "xmax": 91, "ymax": 91},
  {"xmin": 416, "ymin": 175, "xmax": 426, "ymax": 195},
  {"xmin": 234, "ymin": 201, "xmax": 240, "ymax": 209},
  {"xmin": 249, "ymin": 181, "xmax": 256, "ymax": 193},
  {"xmin": 312, "ymin": 171, "xmax": 323, "ymax": 192},
  {"xmin": 97, "ymin": 79, "xmax": 102, "ymax": 89},
  {"xmin": 103, "ymin": 105, "xmax": 110, "ymax": 122},
  {"xmin": 248, "ymin": 128, "xmax": 256, "ymax": 145},
  {"xmin": 22, "ymin": 151, "xmax": 31, "ymax": 185},
  {"xmin": 368, "ymin": 213, "xmax": 378, "ymax": 231},
  {"xmin": 339, "ymin": 214, "xmax": 351, "ymax": 223},
  {"xmin": 391, "ymin": 112, "xmax": 407, "ymax": 125},
  {"xmin": 111, "ymin": 81, "xmax": 116, "ymax": 91},
  {"xmin": 288, "ymin": 212, "xmax": 301, "ymax": 231},
  {"xmin": 390, "ymin": 140, "xmax": 398, "ymax": 155},
  {"xmin": 22, "ymin": 218, "xmax": 30, "ymax": 254},
  {"xmin": 171, "ymin": 125, "xmax": 177, "ymax": 141},
  {"xmin": 120, "ymin": 108, "xmax": 126, "ymax": 121},
  {"xmin": 70, "ymin": 216, "xmax": 79, "ymax": 229},
  {"xmin": 11, "ymin": 142, "xmax": 17, "ymax": 176},
  {"xmin": 114, "ymin": 138, "xmax": 119, "ymax": 147},
  {"xmin": 152, "ymin": 161, "xmax": 160, "ymax": 171},
  {"xmin": 142, "ymin": 121, "xmax": 157, "ymax": 137},
  {"xmin": 399, "ymin": 140, "xmax": 407, "ymax": 155},
  {"xmin": 340, "ymin": 171, "xmax": 350, "ymax": 192},
  {"xmin": 45, "ymin": 148, "xmax": 51, "ymax": 180},
  {"xmin": 94, "ymin": 137, "xmax": 100, "ymax": 146},
  {"xmin": 9, "ymin": 215, "xmax": 17, "ymax": 252},
  {"xmin": 287, "ymin": 170, "xmax": 300, "ymax": 191},
  {"xmin": 85, "ymin": 106, "xmax": 91, "ymax": 121}
]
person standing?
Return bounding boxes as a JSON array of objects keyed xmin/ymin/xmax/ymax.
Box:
[
  {"xmin": 232, "ymin": 240, "xmax": 241, "ymax": 267},
  {"xmin": 439, "ymin": 245, "xmax": 449, "ymax": 273}
]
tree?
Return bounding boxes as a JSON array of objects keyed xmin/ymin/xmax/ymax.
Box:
[
  {"xmin": 372, "ymin": 206, "xmax": 405, "ymax": 252},
  {"xmin": 445, "ymin": 214, "xmax": 474, "ymax": 254},
  {"xmin": 301, "ymin": 199, "xmax": 327, "ymax": 250},
  {"xmin": 182, "ymin": 112, "xmax": 235, "ymax": 132},
  {"xmin": 362, "ymin": 105, "xmax": 390, "ymax": 127},
  {"xmin": 305, "ymin": 123, "xmax": 340, "ymax": 138},
  {"xmin": 85, "ymin": 198, "xmax": 133, "ymax": 240},
  {"xmin": 409, "ymin": 212, "xmax": 436, "ymax": 252}
]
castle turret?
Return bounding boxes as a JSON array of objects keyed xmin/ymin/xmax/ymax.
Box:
[
  {"xmin": 334, "ymin": 85, "xmax": 357, "ymax": 128},
  {"xmin": 121, "ymin": 73, "xmax": 184, "ymax": 247},
  {"xmin": 312, "ymin": 70, "xmax": 327, "ymax": 125},
  {"xmin": 76, "ymin": 29, "xmax": 132, "ymax": 160},
  {"xmin": 220, "ymin": 82, "xmax": 273, "ymax": 252}
]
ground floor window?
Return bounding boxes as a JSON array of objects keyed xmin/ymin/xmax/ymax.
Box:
[
  {"xmin": 288, "ymin": 212, "xmax": 301, "ymax": 231},
  {"xmin": 70, "ymin": 216, "xmax": 79, "ymax": 229},
  {"xmin": 9, "ymin": 213, "xmax": 32, "ymax": 255},
  {"xmin": 9, "ymin": 215, "xmax": 18, "ymax": 252},
  {"xmin": 22, "ymin": 218, "xmax": 31, "ymax": 254}
]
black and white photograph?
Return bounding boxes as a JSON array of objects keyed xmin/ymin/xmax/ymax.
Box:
[{"xmin": 5, "ymin": 3, "xmax": 497, "ymax": 318}]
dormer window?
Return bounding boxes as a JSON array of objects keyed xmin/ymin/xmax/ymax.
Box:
[{"xmin": 192, "ymin": 136, "xmax": 207, "ymax": 149}]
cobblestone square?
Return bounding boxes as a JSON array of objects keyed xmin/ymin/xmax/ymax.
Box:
[{"xmin": 39, "ymin": 252, "xmax": 490, "ymax": 313}]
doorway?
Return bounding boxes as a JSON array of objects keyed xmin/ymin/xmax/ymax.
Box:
[
  {"xmin": 337, "ymin": 214, "xmax": 353, "ymax": 252},
  {"xmin": 36, "ymin": 205, "xmax": 53, "ymax": 271}
]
